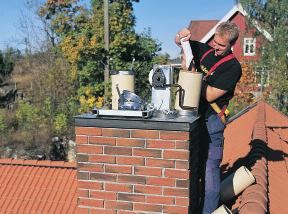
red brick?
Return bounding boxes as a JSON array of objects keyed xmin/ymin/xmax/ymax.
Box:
[
  {"xmin": 164, "ymin": 169, "xmax": 189, "ymax": 179},
  {"xmin": 89, "ymin": 155, "xmax": 116, "ymax": 164},
  {"xmin": 175, "ymin": 197, "xmax": 190, "ymax": 206},
  {"xmin": 77, "ymin": 171, "xmax": 89, "ymax": 180},
  {"xmin": 163, "ymin": 150, "xmax": 189, "ymax": 160},
  {"xmin": 116, "ymin": 138, "xmax": 145, "ymax": 147},
  {"xmin": 146, "ymin": 177, "xmax": 175, "ymax": 187},
  {"xmin": 90, "ymin": 190, "xmax": 117, "ymax": 200},
  {"xmin": 105, "ymin": 183, "xmax": 132, "ymax": 193},
  {"xmin": 90, "ymin": 209, "xmax": 115, "ymax": 214},
  {"xmin": 118, "ymin": 211, "xmax": 138, "ymax": 214},
  {"xmin": 77, "ymin": 154, "xmax": 89, "ymax": 162},
  {"xmin": 77, "ymin": 145, "xmax": 103, "ymax": 154},
  {"xmin": 78, "ymin": 163, "xmax": 104, "ymax": 172},
  {"xmin": 105, "ymin": 165, "xmax": 132, "ymax": 174},
  {"xmin": 146, "ymin": 195, "xmax": 174, "ymax": 205},
  {"xmin": 146, "ymin": 158, "xmax": 175, "ymax": 168},
  {"xmin": 90, "ymin": 137, "xmax": 116, "ymax": 145},
  {"xmin": 134, "ymin": 185, "xmax": 162, "ymax": 195},
  {"xmin": 175, "ymin": 141, "xmax": 190, "ymax": 150},
  {"xmin": 104, "ymin": 146, "xmax": 132, "ymax": 156},
  {"xmin": 102, "ymin": 128, "xmax": 130, "ymax": 137},
  {"xmin": 76, "ymin": 207, "xmax": 89, "ymax": 214},
  {"xmin": 175, "ymin": 160, "xmax": 189, "ymax": 169},
  {"xmin": 163, "ymin": 187, "xmax": 189, "ymax": 197},
  {"xmin": 176, "ymin": 180, "xmax": 190, "ymax": 188},
  {"xmin": 131, "ymin": 130, "xmax": 159, "ymax": 139},
  {"xmin": 146, "ymin": 139, "xmax": 175, "ymax": 149},
  {"xmin": 78, "ymin": 198, "xmax": 104, "ymax": 208},
  {"xmin": 134, "ymin": 203, "xmax": 162, "ymax": 212},
  {"xmin": 133, "ymin": 148, "xmax": 162, "ymax": 158},
  {"xmin": 90, "ymin": 173, "xmax": 117, "ymax": 182},
  {"xmin": 118, "ymin": 193, "xmax": 145, "ymax": 202},
  {"xmin": 76, "ymin": 135, "xmax": 88, "ymax": 144},
  {"xmin": 116, "ymin": 156, "xmax": 144, "ymax": 166},
  {"xmin": 105, "ymin": 201, "xmax": 133, "ymax": 210},
  {"xmin": 77, "ymin": 189, "xmax": 89, "ymax": 198},
  {"xmin": 118, "ymin": 175, "xmax": 146, "ymax": 184},
  {"xmin": 160, "ymin": 131, "xmax": 189, "ymax": 140},
  {"xmin": 76, "ymin": 127, "xmax": 102, "ymax": 136},
  {"xmin": 134, "ymin": 166, "xmax": 162, "ymax": 176},
  {"xmin": 78, "ymin": 181, "xmax": 103, "ymax": 190},
  {"xmin": 163, "ymin": 205, "xmax": 189, "ymax": 213}
]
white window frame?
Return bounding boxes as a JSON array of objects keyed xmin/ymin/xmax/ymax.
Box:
[{"xmin": 243, "ymin": 38, "xmax": 256, "ymax": 56}]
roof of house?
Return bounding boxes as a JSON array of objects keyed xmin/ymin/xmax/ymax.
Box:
[
  {"xmin": 198, "ymin": 3, "xmax": 273, "ymax": 43},
  {"xmin": 222, "ymin": 100, "xmax": 288, "ymax": 213},
  {"xmin": 0, "ymin": 159, "xmax": 77, "ymax": 214},
  {"xmin": 188, "ymin": 20, "xmax": 219, "ymax": 41}
]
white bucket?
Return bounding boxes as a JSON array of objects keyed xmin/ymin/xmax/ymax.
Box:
[
  {"xmin": 220, "ymin": 166, "xmax": 255, "ymax": 202},
  {"xmin": 111, "ymin": 70, "xmax": 135, "ymax": 110},
  {"xmin": 175, "ymin": 70, "xmax": 203, "ymax": 110}
]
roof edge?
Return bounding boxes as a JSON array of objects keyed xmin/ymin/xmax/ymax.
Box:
[
  {"xmin": 200, "ymin": 3, "xmax": 273, "ymax": 43},
  {"xmin": 227, "ymin": 101, "xmax": 259, "ymax": 124},
  {"xmin": 0, "ymin": 158, "xmax": 77, "ymax": 168},
  {"xmin": 200, "ymin": 3, "xmax": 246, "ymax": 43}
]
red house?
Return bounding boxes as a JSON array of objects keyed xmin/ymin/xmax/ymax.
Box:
[{"xmin": 188, "ymin": 3, "xmax": 273, "ymax": 63}]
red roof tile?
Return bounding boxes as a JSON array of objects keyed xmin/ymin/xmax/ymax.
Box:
[
  {"xmin": 222, "ymin": 100, "xmax": 288, "ymax": 213},
  {"xmin": 188, "ymin": 20, "xmax": 219, "ymax": 41},
  {"xmin": 0, "ymin": 159, "xmax": 77, "ymax": 214}
]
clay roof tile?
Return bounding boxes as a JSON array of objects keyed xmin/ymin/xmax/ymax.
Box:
[
  {"xmin": 0, "ymin": 159, "xmax": 77, "ymax": 213},
  {"xmin": 223, "ymin": 100, "xmax": 288, "ymax": 213}
]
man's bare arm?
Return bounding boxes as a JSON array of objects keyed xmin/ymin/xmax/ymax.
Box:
[{"xmin": 202, "ymin": 83, "xmax": 227, "ymax": 103}]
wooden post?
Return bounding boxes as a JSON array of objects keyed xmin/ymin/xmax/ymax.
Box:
[{"xmin": 104, "ymin": 0, "xmax": 109, "ymax": 102}]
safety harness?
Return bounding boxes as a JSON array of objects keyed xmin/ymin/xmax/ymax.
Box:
[{"xmin": 200, "ymin": 49, "xmax": 235, "ymax": 124}]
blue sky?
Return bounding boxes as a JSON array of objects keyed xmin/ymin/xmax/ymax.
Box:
[{"xmin": 0, "ymin": 0, "xmax": 236, "ymax": 58}]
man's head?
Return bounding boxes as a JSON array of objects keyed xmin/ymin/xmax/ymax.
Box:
[{"xmin": 212, "ymin": 22, "xmax": 239, "ymax": 56}]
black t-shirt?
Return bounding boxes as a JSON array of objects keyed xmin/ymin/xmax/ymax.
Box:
[{"xmin": 189, "ymin": 40, "xmax": 242, "ymax": 118}]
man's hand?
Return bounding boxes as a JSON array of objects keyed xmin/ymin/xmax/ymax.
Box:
[{"xmin": 175, "ymin": 28, "xmax": 191, "ymax": 47}]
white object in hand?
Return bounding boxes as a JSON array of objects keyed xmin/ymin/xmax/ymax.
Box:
[{"xmin": 180, "ymin": 37, "xmax": 193, "ymax": 69}]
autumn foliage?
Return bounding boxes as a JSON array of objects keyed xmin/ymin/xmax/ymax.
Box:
[{"xmin": 229, "ymin": 62, "xmax": 257, "ymax": 115}]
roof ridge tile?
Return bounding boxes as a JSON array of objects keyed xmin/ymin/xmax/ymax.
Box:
[{"xmin": 239, "ymin": 101, "xmax": 269, "ymax": 214}]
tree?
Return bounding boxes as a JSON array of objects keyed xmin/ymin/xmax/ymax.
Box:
[
  {"xmin": 38, "ymin": 0, "xmax": 162, "ymax": 112},
  {"xmin": 240, "ymin": 0, "xmax": 288, "ymax": 115},
  {"xmin": 228, "ymin": 62, "xmax": 256, "ymax": 115},
  {"xmin": 0, "ymin": 0, "xmax": 167, "ymax": 160},
  {"xmin": 0, "ymin": 47, "xmax": 21, "ymax": 83}
]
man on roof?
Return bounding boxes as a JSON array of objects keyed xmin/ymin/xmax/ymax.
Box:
[{"xmin": 175, "ymin": 21, "xmax": 242, "ymax": 213}]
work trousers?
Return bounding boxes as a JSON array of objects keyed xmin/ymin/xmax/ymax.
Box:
[{"xmin": 202, "ymin": 114, "xmax": 225, "ymax": 214}]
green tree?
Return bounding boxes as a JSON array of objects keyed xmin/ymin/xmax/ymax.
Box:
[
  {"xmin": 240, "ymin": 0, "xmax": 288, "ymax": 114},
  {"xmin": 38, "ymin": 0, "xmax": 162, "ymax": 111},
  {"xmin": 0, "ymin": 47, "xmax": 21, "ymax": 83}
]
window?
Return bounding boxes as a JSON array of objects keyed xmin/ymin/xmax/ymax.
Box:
[{"xmin": 243, "ymin": 38, "xmax": 256, "ymax": 56}]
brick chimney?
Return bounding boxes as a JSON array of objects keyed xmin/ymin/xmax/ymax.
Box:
[{"xmin": 74, "ymin": 115, "xmax": 201, "ymax": 213}]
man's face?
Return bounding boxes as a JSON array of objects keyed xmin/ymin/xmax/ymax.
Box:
[{"xmin": 212, "ymin": 33, "xmax": 231, "ymax": 56}]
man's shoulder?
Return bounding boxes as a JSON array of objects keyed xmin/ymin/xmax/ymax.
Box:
[
  {"xmin": 226, "ymin": 57, "xmax": 242, "ymax": 72},
  {"xmin": 231, "ymin": 58, "xmax": 242, "ymax": 73}
]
